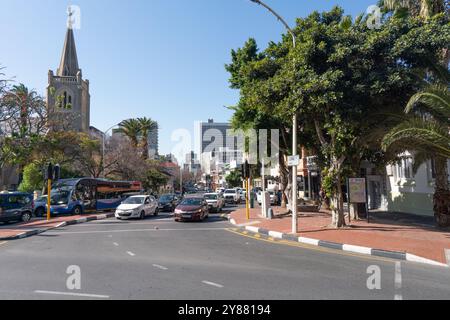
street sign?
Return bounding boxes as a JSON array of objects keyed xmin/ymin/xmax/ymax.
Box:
[
  {"xmin": 348, "ymin": 178, "xmax": 367, "ymax": 203},
  {"xmin": 288, "ymin": 155, "xmax": 300, "ymax": 167}
]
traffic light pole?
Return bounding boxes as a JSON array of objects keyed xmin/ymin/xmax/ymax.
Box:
[
  {"xmin": 47, "ymin": 178, "xmax": 52, "ymax": 221},
  {"xmin": 245, "ymin": 178, "xmax": 250, "ymax": 220}
]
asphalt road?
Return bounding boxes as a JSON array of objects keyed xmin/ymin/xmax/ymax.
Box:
[{"xmin": 0, "ymin": 205, "xmax": 449, "ymax": 300}]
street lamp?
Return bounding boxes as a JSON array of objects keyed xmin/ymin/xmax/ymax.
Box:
[
  {"xmin": 102, "ymin": 124, "xmax": 120, "ymax": 176},
  {"xmin": 249, "ymin": 0, "xmax": 298, "ymax": 234}
]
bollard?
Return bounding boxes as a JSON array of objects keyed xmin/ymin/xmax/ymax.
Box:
[{"xmin": 268, "ymin": 208, "xmax": 274, "ymax": 220}]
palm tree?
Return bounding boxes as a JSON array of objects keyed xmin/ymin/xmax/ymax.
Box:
[
  {"xmin": 3, "ymin": 84, "xmax": 40, "ymax": 137},
  {"xmin": 137, "ymin": 117, "xmax": 158, "ymax": 160},
  {"xmin": 117, "ymin": 119, "xmax": 141, "ymax": 148},
  {"xmin": 381, "ymin": 0, "xmax": 446, "ymax": 19},
  {"xmin": 382, "ymin": 84, "xmax": 450, "ymax": 227}
]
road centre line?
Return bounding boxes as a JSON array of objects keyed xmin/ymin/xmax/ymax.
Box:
[
  {"xmin": 34, "ymin": 290, "xmax": 109, "ymax": 299},
  {"xmin": 202, "ymin": 281, "xmax": 224, "ymax": 288},
  {"xmin": 47, "ymin": 227, "xmax": 229, "ymax": 235}
]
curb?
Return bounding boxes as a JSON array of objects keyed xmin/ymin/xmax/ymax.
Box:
[
  {"xmin": 228, "ymin": 218, "xmax": 449, "ymax": 268},
  {"xmin": 0, "ymin": 213, "xmax": 115, "ymax": 241}
]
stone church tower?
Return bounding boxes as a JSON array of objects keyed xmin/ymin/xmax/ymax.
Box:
[{"xmin": 47, "ymin": 13, "xmax": 90, "ymax": 133}]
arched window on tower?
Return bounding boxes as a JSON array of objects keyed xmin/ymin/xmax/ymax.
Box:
[{"xmin": 63, "ymin": 91, "xmax": 67, "ymax": 107}]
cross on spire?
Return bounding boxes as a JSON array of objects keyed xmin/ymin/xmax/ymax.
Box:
[{"xmin": 67, "ymin": 6, "xmax": 75, "ymax": 29}]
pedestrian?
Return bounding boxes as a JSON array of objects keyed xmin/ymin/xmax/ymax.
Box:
[{"xmin": 277, "ymin": 190, "xmax": 282, "ymax": 206}]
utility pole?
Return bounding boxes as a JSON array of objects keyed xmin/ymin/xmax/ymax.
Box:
[{"xmin": 249, "ymin": 0, "xmax": 298, "ymax": 233}]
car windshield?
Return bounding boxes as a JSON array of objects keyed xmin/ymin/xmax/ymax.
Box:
[
  {"xmin": 50, "ymin": 191, "xmax": 70, "ymax": 205},
  {"xmin": 123, "ymin": 197, "xmax": 145, "ymax": 205},
  {"xmin": 159, "ymin": 195, "xmax": 173, "ymax": 202},
  {"xmin": 180, "ymin": 198, "xmax": 203, "ymax": 206},
  {"xmin": 204, "ymin": 194, "xmax": 218, "ymax": 200},
  {"xmin": 224, "ymin": 190, "xmax": 235, "ymax": 194}
]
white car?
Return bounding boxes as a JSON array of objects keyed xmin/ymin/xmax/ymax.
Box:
[
  {"xmin": 240, "ymin": 189, "xmax": 247, "ymax": 202},
  {"xmin": 115, "ymin": 195, "xmax": 158, "ymax": 220},
  {"xmin": 223, "ymin": 189, "xmax": 240, "ymax": 204},
  {"xmin": 257, "ymin": 191, "xmax": 277, "ymax": 205},
  {"xmin": 204, "ymin": 193, "xmax": 225, "ymax": 213}
]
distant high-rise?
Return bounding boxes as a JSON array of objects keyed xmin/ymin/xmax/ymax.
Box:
[{"xmin": 46, "ymin": 10, "xmax": 90, "ymax": 132}]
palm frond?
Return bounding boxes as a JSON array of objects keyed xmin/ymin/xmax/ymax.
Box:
[
  {"xmin": 405, "ymin": 84, "xmax": 450, "ymax": 123},
  {"xmin": 382, "ymin": 117, "xmax": 450, "ymax": 158}
]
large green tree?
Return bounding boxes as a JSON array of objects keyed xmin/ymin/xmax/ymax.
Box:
[
  {"xmin": 137, "ymin": 117, "xmax": 158, "ymax": 160},
  {"xmin": 227, "ymin": 6, "xmax": 449, "ymax": 227},
  {"xmin": 117, "ymin": 119, "xmax": 141, "ymax": 148}
]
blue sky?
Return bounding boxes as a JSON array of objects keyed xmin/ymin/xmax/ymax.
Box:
[{"xmin": 0, "ymin": 0, "xmax": 375, "ymax": 157}]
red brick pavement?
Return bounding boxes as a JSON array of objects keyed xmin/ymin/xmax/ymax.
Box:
[{"xmin": 230, "ymin": 207, "xmax": 450, "ymax": 264}]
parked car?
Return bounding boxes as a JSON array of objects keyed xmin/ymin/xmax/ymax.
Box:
[
  {"xmin": 0, "ymin": 192, "xmax": 34, "ymax": 223},
  {"xmin": 158, "ymin": 194, "xmax": 181, "ymax": 212},
  {"xmin": 223, "ymin": 189, "xmax": 240, "ymax": 204},
  {"xmin": 115, "ymin": 195, "xmax": 158, "ymax": 220},
  {"xmin": 257, "ymin": 190, "xmax": 277, "ymax": 205},
  {"xmin": 204, "ymin": 193, "xmax": 225, "ymax": 213},
  {"xmin": 174, "ymin": 197, "xmax": 209, "ymax": 222},
  {"xmin": 240, "ymin": 189, "xmax": 247, "ymax": 202},
  {"xmin": 33, "ymin": 195, "xmax": 48, "ymax": 217}
]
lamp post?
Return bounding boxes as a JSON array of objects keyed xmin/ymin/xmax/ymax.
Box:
[
  {"xmin": 102, "ymin": 124, "xmax": 120, "ymax": 177},
  {"xmin": 249, "ymin": 0, "xmax": 298, "ymax": 234}
]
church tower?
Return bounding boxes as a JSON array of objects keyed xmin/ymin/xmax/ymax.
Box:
[{"xmin": 47, "ymin": 8, "xmax": 90, "ymax": 133}]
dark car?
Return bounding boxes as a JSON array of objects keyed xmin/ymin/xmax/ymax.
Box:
[
  {"xmin": 158, "ymin": 194, "xmax": 180, "ymax": 212},
  {"xmin": 0, "ymin": 192, "xmax": 34, "ymax": 224},
  {"xmin": 174, "ymin": 197, "xmax": 209, "ymax": 222}
]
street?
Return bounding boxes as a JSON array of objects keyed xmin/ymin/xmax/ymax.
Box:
[{"xmin": 0, "ymin": 206, "xmax": 449, "ymax": 300}]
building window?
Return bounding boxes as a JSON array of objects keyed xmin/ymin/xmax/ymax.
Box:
[{"xmin": 395, "ymin": 157, "xmax": 413, "ymax": 180}]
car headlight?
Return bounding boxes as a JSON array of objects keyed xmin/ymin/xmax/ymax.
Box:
[{"xmin": 175, "ymin": 209, "xmax": 182, "ymax": 214}]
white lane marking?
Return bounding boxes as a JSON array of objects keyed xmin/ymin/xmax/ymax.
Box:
[
  {"xmin": 76, "ymin": 220, "xmax": 175, "ymax": 226},
  {"xmin": 127, "ymin": 251, "xmax": 136, "ymax": 257},
  {"xmin": 394, "ymin": 262, "xmax": 403, "ymax": 300},
  {"xmin": 0, "ymin": 241, "xmax": 7, "ymax": 246},
  {"xmin": 34, "ymin": 290, "xmax": 109, "ymax": 299},
  {"xmin": 202, "ymin": 281, "xmax": 224, "ymax": 288},
  {"xmin": 113, "ymin": 242, "xmax": 119, "ymax": 247},
  {"xmin": 48, "ymin": 227, "xmax": 229, "ymax": 235},
  {"xmin": 153, "ymin": 264, "xmax": 168, "ymax": 270}
]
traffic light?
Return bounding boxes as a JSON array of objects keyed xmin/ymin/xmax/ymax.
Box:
[
  {"xmin": 54, "ymin": 164, "xmax": 61, "ymax": 181},
  {"xmin": 241, "ymin": 160, "xmax": 250, "ymax": 179},
  {"xmin": 45, "ymin": 163, "xmax": 54, "ymax": 180}
]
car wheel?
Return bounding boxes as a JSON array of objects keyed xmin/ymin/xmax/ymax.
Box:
[
  {"xmin": 72, "ymin": 206, "xmax": 82, "ymax": 216},
  {"xmin": 140, "ymin": 211, "xmax": 145, "ymax": 220},
  {"xmin": 21, "ymin": 212, "xmax": 32, "ymax": 223}
]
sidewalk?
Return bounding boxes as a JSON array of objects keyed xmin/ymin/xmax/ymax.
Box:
[
  {"xmin": 0, "ymin": 212, "xmax": 114, "ymax": 240},
  {"xmin": 230, "ymin": 206, "xmax": 450, "ymax": 265}
]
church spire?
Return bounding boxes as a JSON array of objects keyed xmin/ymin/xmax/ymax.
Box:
[{"xmin": 57, "ymin": 7, "xmax": 80, "ymax": 77}]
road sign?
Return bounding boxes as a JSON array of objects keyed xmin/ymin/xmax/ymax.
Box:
[
  {"xmin": 348, "ymin": 178, "xmax": 367, "ymax": 203},
  {"xmin": 288, "ymin": 155, "xmax": 300, "ymax": 167}
]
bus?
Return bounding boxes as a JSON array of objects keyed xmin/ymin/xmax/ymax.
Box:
[{"xmin": 40, "ymin": 178, "xmax": 143, "ymax": 216}]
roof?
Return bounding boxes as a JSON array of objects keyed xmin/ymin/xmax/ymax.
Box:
[{"xmin": 57, "ymin": 27, "xmax": 80, "ymax": 77}]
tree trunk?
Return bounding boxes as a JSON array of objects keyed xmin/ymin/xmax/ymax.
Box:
[
  {"xmin": 279, "ymin": 154, "xmax": 289, "ymax": 209},
  {"xmin": 330, "ymin": 168, "xmax": 346, "ymax": 228},
  {"xmin": 433, "ymin": 156, "xmax": 450, "ymax": 227}
]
